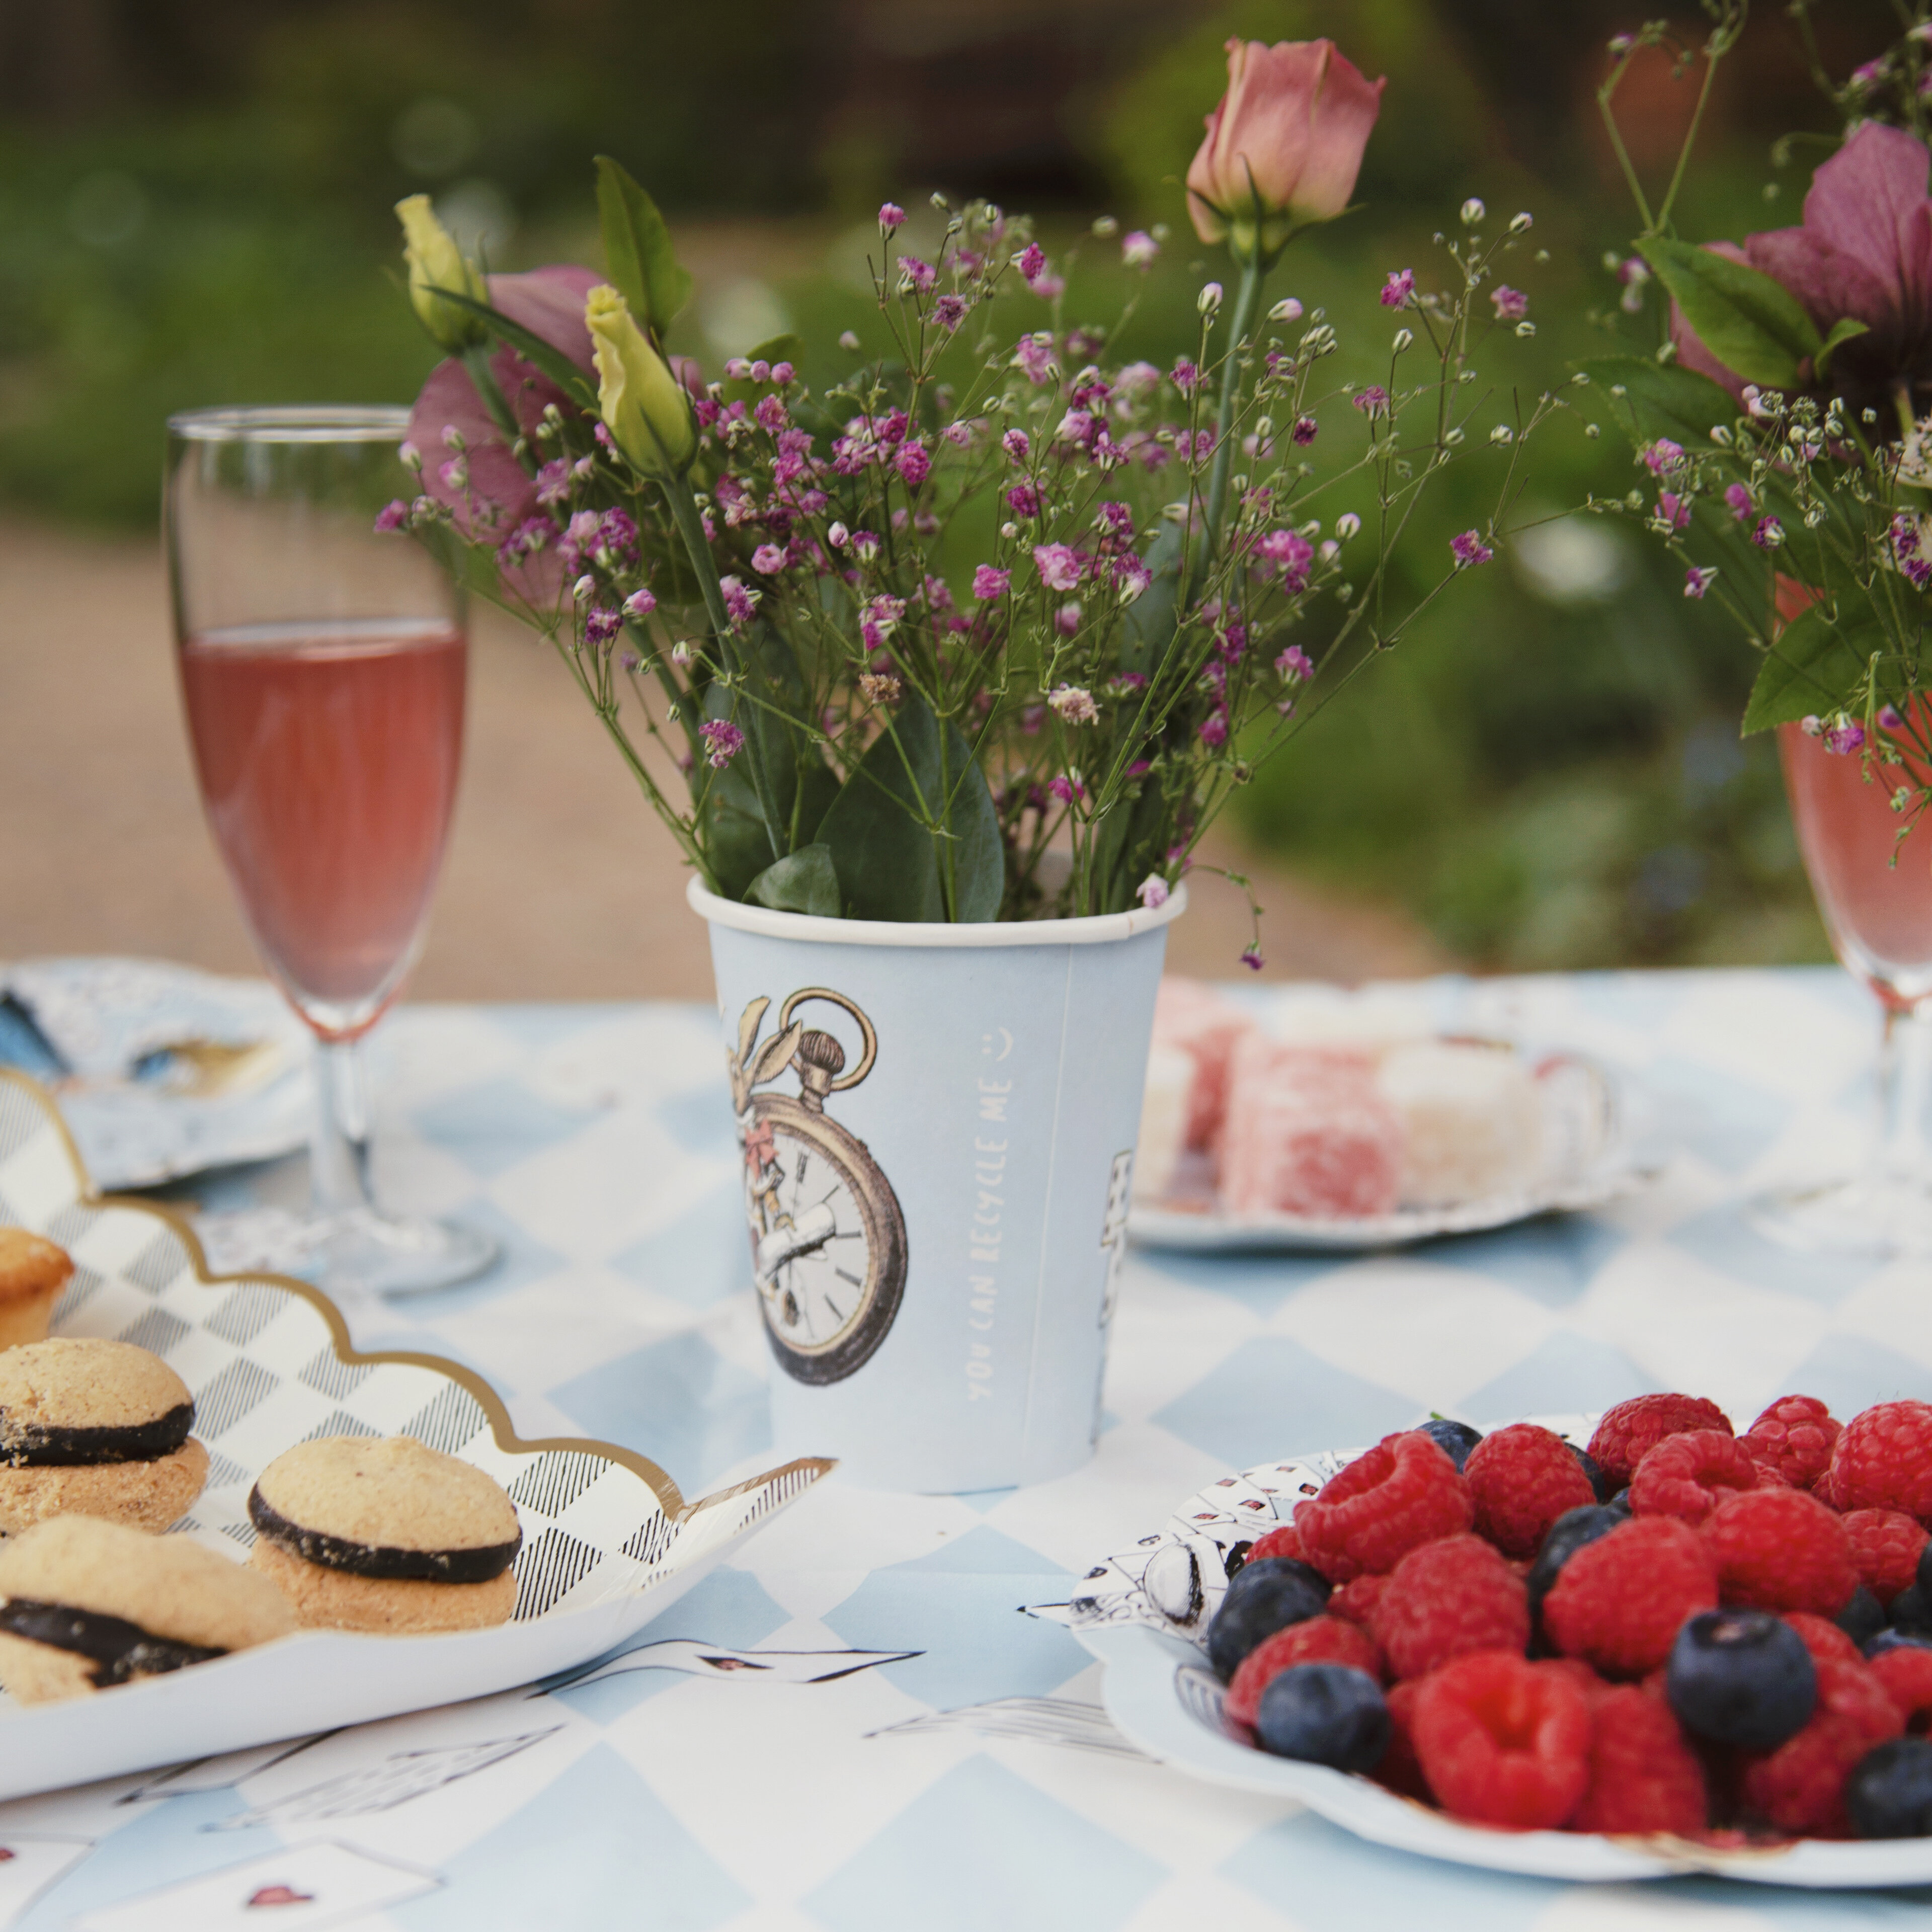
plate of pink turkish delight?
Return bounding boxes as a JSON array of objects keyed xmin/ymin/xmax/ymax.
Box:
[{"xmin": 1129, "ymin": 979, "xmax": 1642, "ymax": 1251}]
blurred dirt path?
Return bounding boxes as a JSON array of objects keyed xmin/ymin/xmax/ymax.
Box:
[{"xmin": 0, "ymin": 517, "xmax": 1449, "ymax": 1001}]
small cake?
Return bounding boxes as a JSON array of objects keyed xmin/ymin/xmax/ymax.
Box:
[
  {"xmin": 0, "ymin": 1229, "xmax": 73, "ymax": 1349},
  {"xmin": 1152, "ymin": 978, "xmax": 1254, "ymax": 1150},
  {"xmin": 248, "ymin": 1435, "xmax": 522, "ymax": 1634},
  {"xmin": 1376, "ymin": 1041, "xmax": 1542, "ymax": 1208},
  {"xmin": 1134, "ymin": 1044, "xmax": 1194, "ymax": 1201},
  {"xmin": 0, "ymin": 1514, "xmax": 295, "ymax": 1704},
  {"xmin": 0, "ymin": 1338, "xmax": 208, "ymax": 1532},
  {"xmin": 1219, "ymin": 1043, "xmax": 1405, "ymax": 1219}
]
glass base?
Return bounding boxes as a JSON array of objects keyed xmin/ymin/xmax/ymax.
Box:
[
  {"xmin": 319, "ymin": 1208, "xmax": 499, "ymax": 1298},
  {"xmin": 1747, "ymin": 1172, "xmax": 1932, "ymax": 1259}
]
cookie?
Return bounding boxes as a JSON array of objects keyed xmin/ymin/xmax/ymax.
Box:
[
  {"xmin": 0, "ymin": 1229, "xmax": 73, "ymax": 1349},
  {"xmin": 247, "ymin": 1435, "xmax": 522, "ymax": 1634},
  {"xmin": 0, "ymin": 1514, "xmax": 295, "ymax": 1704},
  {"xmin": 0, "ymin": 1338, "xmax": 209, "ymax": 1533}
]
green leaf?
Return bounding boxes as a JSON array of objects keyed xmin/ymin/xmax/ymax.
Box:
[
  {"xmin": 1741, "ymin": 603, "xmax": 1880, "ymax": 734},
  {"xmin": 721, "ymin": 335, "xmax": 807, "ymax": 407},
  {"xmin": 595, "ymin": 157, "xmax": 692, "ymax": 341},
  {"xmin": 815, "ymin": 693, "xmax": 1004, "ymax": 921},
  {"xmin": 745, "ymin": 844, "xmax": 841, "ymax": 916},
  {"xmin": 1816, "ymin": 315, "xmax": 1871, "ymax": 378},
  {"xmin": 428, "ymin": 289, "xmax": 597, "ymax": 409},
  {"xmin": 1120, "ymin": 520, "xmax": 1185, "ymax": 679},
  {"xmin": 1575, "ymin": 356, "xmax": 1737, "ymax": 449},
  {"xmin": 1087, "ymin": 771, "xmax": 1172, "ymax": 916},
  {"xmin": 1635, "ymin": 236, "xmax": 1821, "ymax": 391}
]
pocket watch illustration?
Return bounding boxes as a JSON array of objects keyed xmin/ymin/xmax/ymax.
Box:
[{"xmin": 728, "ymin": 986, "xmax": 909, "ymax": 1385}]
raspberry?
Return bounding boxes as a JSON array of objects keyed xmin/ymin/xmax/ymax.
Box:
[
  {"xmin": 1294, "ymin": 1431, "xmax": 1474, "ymax": 1584},
  {"xmin": 1630, "ymin": 1430, "xmax": 1763, "ymax": 1527},
  {"xmin": 1588, "ymin": 1393, "xmax": 1732, "ymax": 1491},
  {"xmin": 1841, "ymin": 1509, "xmax": 1929, "ymax": 1606},
  {"xmin": 1463, "ymin": 1423, "xmax": 1597, "ymax": 1560},
  {"xmin": 1411, "ymin": 1651, "xmax": 1592, "ymax": 1829},
  {"xmin": 1703, "ymin": 1488, "xmax": 1858, "ymax": 1617},
  {"xmin": 1543, "ymin": 1516, "xmax": 1718, "ymax": 1679},
  {"xmin": 1327, "ymin": 1572, "xmax": 1388, "ymax": 1629},
  {"xmin": 1828, "ymin": 1402, "xmax": 1932, "ymax": 1521},
  {"xmin": 1541, "ymin": 1655, "xmax": 1614, "ymax": 1709},
  {"xmin": 1743, "ymin": 1395, "xmax": 1841, "ymax": 1491},
  {"xmin": 1375, "ymin": 1677, "xmax": 1432, "ymax": 1801},
  {"xmin": 1225, "ymin": 1615, "xmax": 1383, "ymax": 1729},
  {"xmin": 1872, "ymin": 1645, "xmax": 1932, "ymax": 1734},
  {"xmin": 1246, "ymin": 1523, "xmax": 1305, "ymax": 1567},
  {"xmin": 1783, "ymin": 1611, "xmax": 1863, "ymax": 1668},
  {"xmin": 1371, "ymin": 1535, "xmax": 1530, "ymax": 1681},
  {"xmin": 1571, "ymin": 1683, "xmax": 1708, "ymax": 1835},
  {"xmin": 1741, "ymin": 1655, "xmax": 1902, "ymax": 1834}
]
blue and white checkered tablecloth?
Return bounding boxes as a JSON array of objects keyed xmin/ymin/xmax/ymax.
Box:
[{"xmin": 6, "ymin": 966, "xmax": 1932, "ymax": 1932}]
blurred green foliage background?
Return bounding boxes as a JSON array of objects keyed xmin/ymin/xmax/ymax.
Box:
[{"xmin": 0, "ymin": 0, "xmax": 1902, "ymax": 971}]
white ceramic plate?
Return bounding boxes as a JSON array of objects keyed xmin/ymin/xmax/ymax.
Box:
[
  {"xmin": 0, "ymin": 1070, "xmax": 829, "ymax": 1801},
  {"xmin": 1037, "ymin": 1419, "xmax": 1932, "ymax": 1889},
  {"xmin": 1128, "ymin": 1051, "xmax": 1648, "ymax": 1252}
]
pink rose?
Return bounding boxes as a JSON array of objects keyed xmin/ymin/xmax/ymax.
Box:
[{"xmin": 1186, "ymin": 39, "xmax": 1385, "ymax": 260}]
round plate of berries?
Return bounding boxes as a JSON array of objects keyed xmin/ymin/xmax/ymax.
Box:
[{"xmin": 1048, "ymin": 1396, "xmax": 1932, "ymax": 1885}]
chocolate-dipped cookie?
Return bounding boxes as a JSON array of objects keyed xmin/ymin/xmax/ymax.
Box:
[
  {"xmin": 0, "ymin": 1229, "xmax": 72, "ymax": 1349},
  {"xmin": 0, "ymin": 1514, "xmax": 296, "ymax": 1703},
  {"xmin": 0, "ymin": 1338, "xmax": 208, "ymax": 1533},
  {"xmin": 247, "ymin": 1435, "xmax": 522, "ymax": 1633}
]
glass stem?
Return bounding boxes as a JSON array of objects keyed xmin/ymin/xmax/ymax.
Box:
[
  {"xmin": 1877, "ymin": 1002, "xmax": 1932, "ymax": 1182},
  {"xmin": 311, "ymin": 1035, "xmax": 374, "ymax": 1217}
]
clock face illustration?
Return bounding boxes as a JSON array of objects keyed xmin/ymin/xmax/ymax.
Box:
[{"xmin": 729, "ymin": 987, "xmax": 908, "ymax": 1386}]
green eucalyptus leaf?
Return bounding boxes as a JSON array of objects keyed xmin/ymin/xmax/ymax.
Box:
[
  {"xmin": 1121, "ymin": 520, "xmax": 1185, "ymax": 678},
  {"xmin": 594, "ymin": 156, "xmax": 693, "ymax": 339},
  {"xmin": 746, "ymin": 844, "xmax": 841, "ymax": 916},
  {"xmin": 429, "ymin": 289, "xmax": 598, "ymax": 410},
  {"xmin": 1086, "ymin": 771, "xmax": 1172, "ymax": 916},
  {"xmin": 1576, "ymin": 356, "xmax": 1737, "ymax": 448},
  {"xmin": 816, "ymin": 693, "xmax": 1003, "ymax": 921},
  {"xmin": 1740, "ymin": 603, "xmax": 1879, "ymax": 735},
  {"xmin": 1815, "ymin": 315, "xmax": 1871, "ymax": 378},
  {"xmin": 1634, "ymin": 237, "xmax": 1820, "ymax": 391}
]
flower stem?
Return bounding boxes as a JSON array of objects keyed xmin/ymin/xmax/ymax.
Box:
[{"xmin": 1187, "ymin": 250, "xmax": 1268, "ymax": 608}]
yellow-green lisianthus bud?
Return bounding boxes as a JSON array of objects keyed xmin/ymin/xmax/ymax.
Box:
[
  {"xmin": 395, "ymin": 195, "xmax": 487, "ymax": 352},
  {"xmin": 585, "ymin": 284, "xmax": 696, "ymax": 476}
]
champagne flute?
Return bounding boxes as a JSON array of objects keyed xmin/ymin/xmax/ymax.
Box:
[
  {"xmin": 1756, "ymin": 712, "xmax": 1932, "ymax": 1254},
  {"xmin": 165, "ymin": 406, "xmax": 496, "ymax": 1295}
]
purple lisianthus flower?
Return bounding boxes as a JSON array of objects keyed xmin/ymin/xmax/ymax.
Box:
[
  {"xmin": 373, "ymin": 499, "xmax": 410, "ymax": 533},
  {"xmin": 700, "ymin": 719, "xmax": 746, "ymax": 768},
  {"xmin": 1451, "ymin": 530, "xmax": 1494, "ymax": 568},
  {"xmin": 972, "ymin": 564, "xmax": 1011, "ymax": 601},
  {"xmin": 896, "ymin": 439, "xmax": 932, "ymax": 485},
  {"xmin": 1381, "ymin": 268, "xmax": 1415, "ymax": 307},
  {"xmin": 1006, "ymin": 482, "xmax": 1041, "ymax": 518},
  {"xmin": 1034, "ymin": 543, "xmax": 1083, "ymax": 592}
]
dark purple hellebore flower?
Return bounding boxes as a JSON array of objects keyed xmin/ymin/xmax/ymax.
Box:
[{"xmin": 1672, "ymin": 122, "xmax": 1932, "ymax": 428}]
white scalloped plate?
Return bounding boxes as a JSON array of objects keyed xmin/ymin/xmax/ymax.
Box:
[
  {"xmin": 1045, "ymin": 1418, "xmax": 1932, "ymax": 1888},
  {"xmin": 1129, "ymin": 1053, "xmax": 1650, "ymax": 1252},
  {"xmin": 0, "ymin": 1070, "xmax": 829, "ymax": 1801}
]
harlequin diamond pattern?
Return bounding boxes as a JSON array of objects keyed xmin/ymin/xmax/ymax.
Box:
[{"xmin": 2, "ymin": 968, "xmax": 1927, "ymax": 1932}]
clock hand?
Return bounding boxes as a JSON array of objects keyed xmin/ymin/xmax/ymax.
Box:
[{"xmin": 754, "ymin": 1200, "xmax": 839, "ymax": 1282}]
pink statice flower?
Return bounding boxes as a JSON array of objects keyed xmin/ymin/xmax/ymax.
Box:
[
  {"xmin": 1381, "ymin": 268, "xmax": 1415, "ymax": 307},
  {"xmin": 583, "ymin": 606, "xmax": 621, "ymax": 646},
  {"xmin": 1352, "ymin": 386, "xmax": 1390, "ymax": 418},
  {"xmin": 373, "ymin": 499, "xmax": 410, "ymax": 533},
  {"xmin": 1824, "ymin": 717, "xmax": 1866, "ymax": 755},
  {"xmin": 1034, "ymin": 543, "xmax": 1083, "ymax": 591},
  {"xmin": 1683, "ymin": 566, "xmax": 1718, "ymax": 600},
  {"xmin": 1172, "ymin": 358, "xmax": 1199, "ymax": 395},
  {"xmin": 1006, "ymin": 482, "xmax": 1041, "ymax": 518},
  {"xmin": 1053, "ymin": 601, "xmax": 1083, "ymax": 636},
  {"xmin": 1121, "ymin": 230, "xmax": 1159, "ymax": 268},
  {"xmin": 1003, "ymin": 428, "xmax": 1030, "ymax": 463},
  {"xmin": 897, "ymin": 440, "xmax": 932, "ymax": 485},
  {"xmin": 1276, "ymin": 644, "xmax": 1313, "ymax": 681},
  {"xmin": 1655, "ymin": 492, "xmax": 1692, "ymax": 531},
  {"xmin": 700, "ymin": 719, "xmax": 745, "ymax": 768},
  {"xmin": 1046, "ymin": 771, "xmax": 1087, "ymax": 804},
  {"xmin": 1012, "ymin": 332, "xmax": 1056, "ymax": 384},
  {"xmin": 622, "ymin": 588, "xmax": 657, "ymax": 619},
  {"xmin": 1136, "ymin": 874, "xmax": 1170, "ymax": 908},
  {"xmin": 879, "ymin": 202, "xmax": 906, "ymax": 231},
  {"xmin": 533, "ymin": 459, "xmax": 572, "ymax": 506},
  {"xmin": 1881, "ymin": 703, "xmax": 1906, "ymax": 731},
  {"xmin": 1724, "ymin": 482, "xmax": 1754, "ymax": 520},
  {"xmin": 1016, "ymin": 242, "xmax": 1046, "ymax": 283},
  {"xmin": 1752, "ymin": 514, "xmax": 1785, "ymax": 549},
  {"xmin": 972, "ymin": 564, "xmax": 1011, "ymax": 601},
  {"xmin": 751, "ymin": 544, "xmax": 787, "ymax": 575},
  {"xmin": 1113, "ymin": 555, "xmax": 1152, "ymax": 603},
  {"xmin": 1292, "ymin": 415, "xmax": 1319, "ymax": 444},
  {"xmin": 1451, "ymin": 530, "xmax": 1494, "ymax": 568},
  {"xmin": 1255, "ymin": 528, "xmax": 1315, "ymax": 590},
  {"xmin": 1240, "ymin": 948, "xmax": 1264, "ymax": 972},
  {"xmin": 934, "ymin": 294, "xmax": 967, "ymax": 331},
  {"xmin": 1198, "ymin": 711, "xmax": 1229, "ymax": 749},
  {"xmin": 896, "ymin": 252, "xmax": 935, "ymax": 292},
  {"xmin": 719, "ymin": 575, "xmax": 761, "ymax": 627},
  {"xmin": 1490, "ymin": 285, "xmax": 1528, "ymax": 321},
  {"xmin": 1642, "ymin": 438, "xmax": 1686, "ymax": 475}
]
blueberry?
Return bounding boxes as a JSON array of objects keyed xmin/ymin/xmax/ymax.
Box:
[
  {"xmin": 1667, "ymin": 1609, "xmax": 1816, "ymax": 1750},
  {"xmin": 1605, "ymin": 1488, "xmax": 1633, "ymax": 1516},
  {"xmin": 1206, "ymin": 1559, "xmax": 1330, "ymax": 1680},
  {"xmin": 1847, "ymin": 1738, "xmax": 1932, "ymax": 1838},
  {"xmin": 1837, "ymin": 1584, "xmax": 1887, "ymax": 1649},
  {"xmin": 1254, "ymin": 1663, "xmax": 1390, "ymax": 1772},
  {"xmin": 1419, "ymin": 1418, "xmax": 1483, "ymax": 1472},
  {"xmin": 1568, "ymin": 1443, "xmax": 1613, "ymax": 1503},
  {"xmin": 1527, "ymin": 1505, "xmax": 1623, "ymax": 1619},
  {"xmin": 1893, "ymin": 1583, "xmax": 1932, "ymax": 1636},
  {"xmin": 1865, "ymin": 1630, "xmax": 1932, "ymax": 1659}
]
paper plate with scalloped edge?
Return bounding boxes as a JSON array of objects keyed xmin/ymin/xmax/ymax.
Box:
[
  {"xmin": 1033, "ymin": 1419, "xmax": 1932, "ymax": 1888},
  {"xmin": 0, "ymin": 1070, "xmax": 830, "ymax": 1802}
]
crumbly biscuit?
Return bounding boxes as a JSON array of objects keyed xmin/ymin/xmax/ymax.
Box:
[
  {"xmin": 0, "ymin": 1231, "xmax": 72, "ymax": 1349},
  {"xmin": 0, "ymin": 1338, "xmax": 192, "ymax": 1438},
  {"xmin": 0, "ymin": 1514, "xmax": 296, "ymax": 1703},
  {"xmin": 0, "ymin": 1437, "xmax": 209, "ymax": 1534},
  {"xmin": 255, "ymin": 1435, "xmax": 520, "ymax": 1553},
  {"xmin": 249, "ymin": 1535, "xmax": 518, "ymax": 1633}
]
